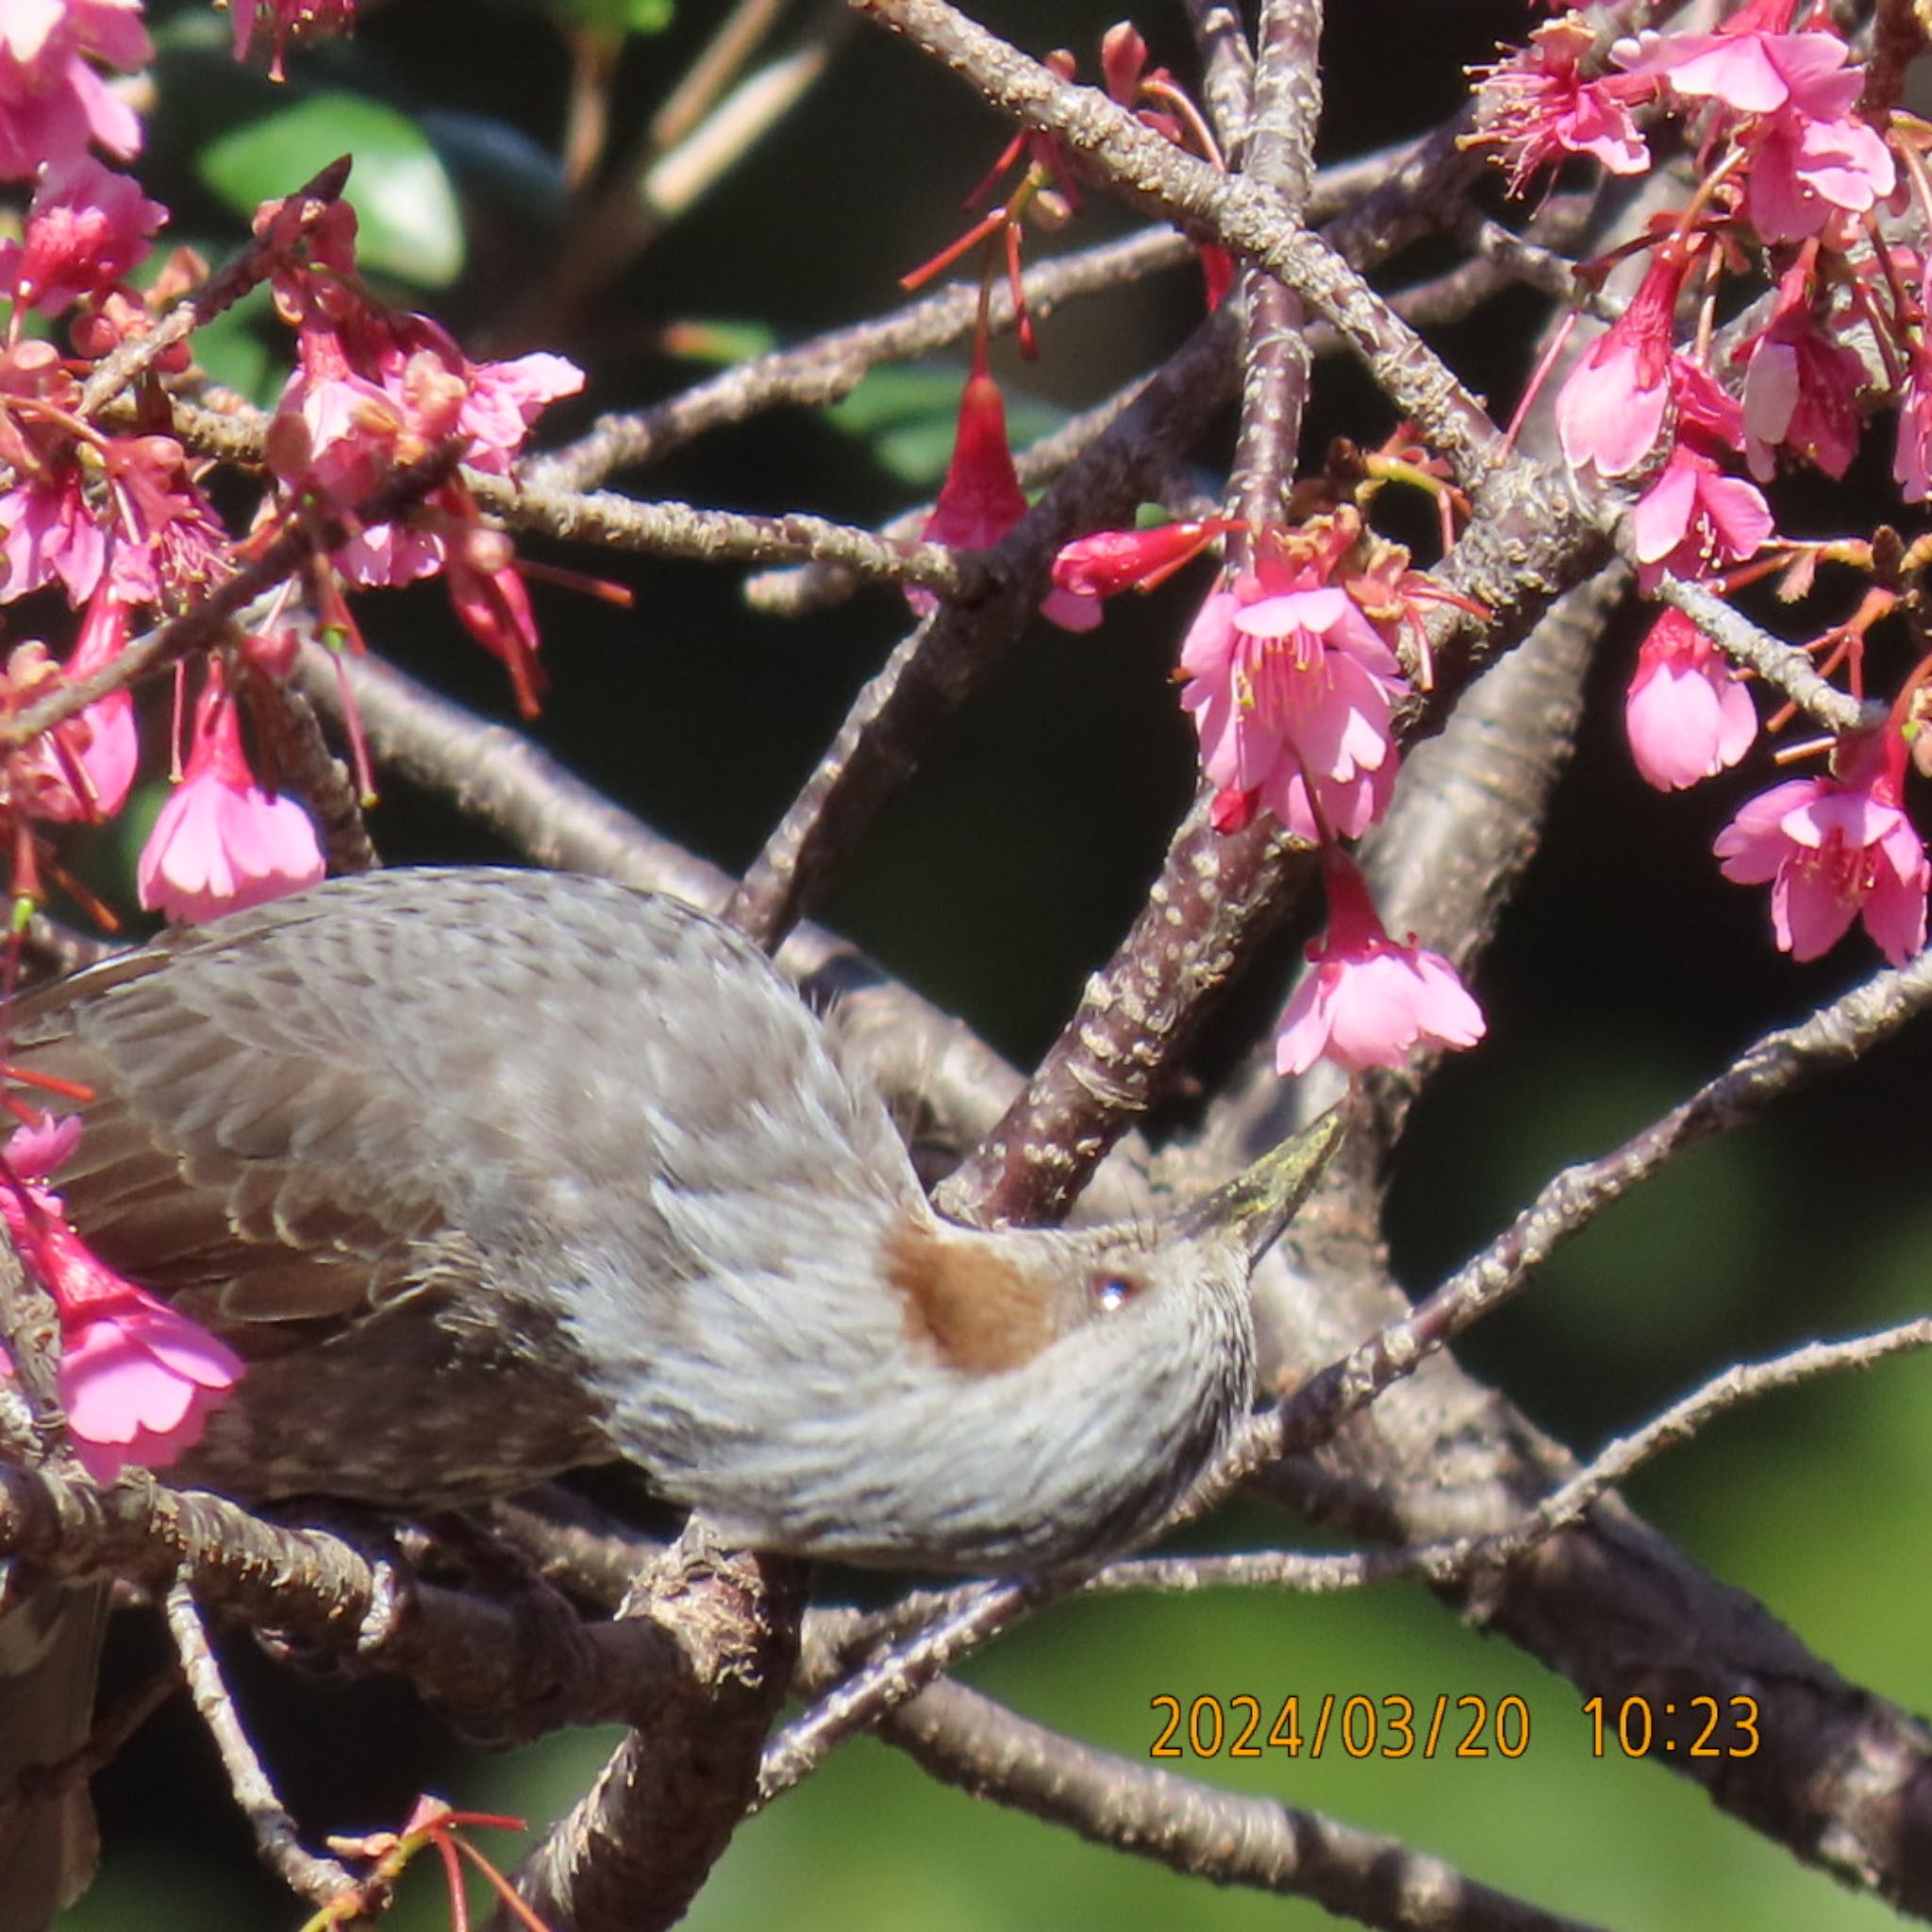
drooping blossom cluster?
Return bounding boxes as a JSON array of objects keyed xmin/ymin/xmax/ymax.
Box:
[
  {"xmin": 0, "ymin": 1115, "xmax": 243, "ymax": 1481},
  {"xmin": 0, "ymin": 0, "xmax": 591, "ymax": 1470},
  {"xmin": 1624, "ymin": 610, "xmax": 1757, "ymax": 792},
  {"xmin": 906, "ymin": 23, "xmax": 1237, "ymax": 621},
  {"xmin": 255, "ymin": 187, "xmax": 584, "ymax": 715},
  {"xmin": 1473, "ymin": 0, "xmax": 1932, "ymax": 971},
  {"xmin": 1045, "ymin": 502, "xmax": 1490, "ymax": 1075},
  {"xmin": 1500, "ymin": 0, "xmax": 1894, "ymax": 511},
  {"xmin": 1715, "ymin": 727, "xmax": 1929, "ymax": 964},
  {"xmin": 898, "ymin": 23, "xmax": 1502, "ymax": 1078},
  {"xmin": 1274, "ymin": 850, "xmax": 1487, "ymax": 1076},
  {"xmin": 1475, "ymin": 0, "xmax": 1895, "ymax": 243},
  {"xmin": 1174, "ymin": 525, "xmax": 1408, "ymax": 845},
  {"xmin": 1613, "ymin": 0, "xmax": 1895, "ymax": 244},
  {"xmin": 1036, "ymin": 1, "xmax": 1906, "ymax": 1033},
  {"xmin": 0, "ymin": 0, "xmax": 585, "ymax": 935},
  {"xmin": 1553, "ymin": 243, "xmax": 1775, "ymax": 590}
]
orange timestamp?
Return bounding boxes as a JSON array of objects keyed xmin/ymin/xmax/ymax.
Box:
[
  {"xmin": 1582, "ymin": 1693, "xmax": 1761, "ymax": 1758},
  {"xmin": 1149, "ymin": 1692, "xmax": 1532, "ymax": 1761}
]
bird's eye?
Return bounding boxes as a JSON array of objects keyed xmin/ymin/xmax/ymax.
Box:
[{"xmin": 1092, "ymin": 1272, "xmax": 1143, "ymax": 1313}]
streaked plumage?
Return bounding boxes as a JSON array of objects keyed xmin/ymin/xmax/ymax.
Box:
[{"xmin": 0, "ymin": 866, "xmax": 1340, "ymax": 1930}]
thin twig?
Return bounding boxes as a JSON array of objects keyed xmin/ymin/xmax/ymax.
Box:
[
  {"xmin": 502, "ymin": 1524, "xmax": 804, "ymax": 1932},
  {"xmin": 741, "ymin": 350, "xmax": 1208, "ymax": 618},
  {"xmin": 651, "ymin": 0, "xmax": 796, "ymax": 153},
  {"xmin": 1089, "ymin": 1313, "xmax": 1932, "ymax": 1596},
  {"xmin": 0, "ymin": 444, "xmax": 467, "ymax": 751},
  {"xmin": 524, "ymin": 4, "xmax": 849, "ymax": 342},
  {"xmin": 108, "ymin": 391, "xmax": 982, "ymax": 599},
  {"xmin": 1227, "ymin": 941, "xmax": 1932, "ymax": 1485},
  {"xmin": 758, "ymin": 1575, "xmax": 1047, "ymax": 1800},
  {"xmin": 1457, "ymin": 1314, "xmax": 1932, "ymax": 1573},
  {"xmin": 74, "ymin": 159, "xmax": 352, "ymax": 426},
  {"xmin": 527, "ymin": 225, "xmax": 1194, "ymax": 493},
  {"xmin": 1224, "ymin": 0, "xmax": 1320, "ymax": 547},
  {"xmin": 471, "ymin": 473, "xmax": 977, "ymax": 593},
  {"xmin": 1182, "ymin": 0, "xmax": 1254, "ymax": 153},
  {"xmin": 163, "ymin": 1578, "xmax": 354, "ymax": 1909},
  {"xmin": 1657, "ymin": 573, "xmax": 1876, "ymax": 738},
  {"xmin": 851, "ymin": 0, "xmax": 1505, "ymax": 478}
]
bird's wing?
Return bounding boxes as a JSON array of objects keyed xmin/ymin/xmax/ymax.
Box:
[
  {"xmin": 4, "ymin": 867, "xmax": 923, "ymax": 1347},
  {"xmin": 0, "ymin": 871, "xmax": 601, "ymax": 1341},
  {"xmin": 8, "ymin": 939, "xmax": 463, "ymax": 1341}
]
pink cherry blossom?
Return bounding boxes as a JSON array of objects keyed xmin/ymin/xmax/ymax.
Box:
[
  {"xmin": 0, "ymin": 153, "xmax": 164, "ymax": 312},
  {"xmin": 56, "ymin": 1300, "xmax": 244, "ymax": 1482},
  {"xmin": 101, "ymin": 434, "xmax": 232, "ymax": 608},
  {"xmin": 914, "ymin": 367, "xmax": 1026, "ymax": 563},
  {"xmin": 1714, "ymin": 734, "xmax": 1928, "ymax": 963},
  {"xmin": 1743, "ymin": 108, "xmax": 1895, "ymax": 243},
  {"xmin": 230, "ymin": 0, "xmax": 357, "ymax": 79},
  {"xmin": 1738, "ymin": 267, "xmax": 1864, "ymax": 481},
  {"xmin": 1471, "ymin": 17, "xmax": 1651, "ymax": 195},
  {"xmin": 445, "ymin": 523, "xmax": 545, "ymax": 719},
  {"xmin": 62, "ymin": 589, "xmax": 137, "ymax": 813},
  {"xmin": 1893, "ymin": 258, "xmax": 1932, "ymax": 504},
  {"xmin": 912, "ymin": 366, "xmax": 1100, "ymax": 632},
  {"xmin": 1554, "ymin": 251, "xmax": 1688, "ymax": 477},
  {"xmin": 1179, "ymin": 575, "xmax": 1405, "ymax": 842},
  {"xmin": 1669, "ymin": 355, "xmax": 1745, "ymax": 453},
  {"xmin": 138, "ymin": 663, "xmax": 325, "ymax": 923},
  {"xmin": 0, "ymin": 0, "xmax": 150, "ymax": 176},
  {"xmin": 1616, "ymin": 6, "xmax": 1861, "ymax": 124},
  {"xmin": 8, "ymin": 1112, "xmax": 82, "ymax": 1178},
  {"xmin": 1051, "ymin": 518, "xmax": 1238, "ymax": 602},
  {"xmin": 1274, "ymin": 854, "xmax": 1487, "ymax": 1075},
  {"xmin": 1624, "ymin": 610, "xmax": 1757, "ymax": 791},
  {"xmin": 13, "ymin": 589, "xmax": 139, "ymax": 824},
  {"xmin": 0, "ymin": 461, "xmax": 107, "ymax": 606},
  {"xmin": 1614, "ymin": 6, "xmax": 1894, "ymax": 243},
  {"xmin": 0, "ymin": 1117, "xmax": 243, "ymax": 1483},
  {"xmin": 0, "ymin": 431, "xmax": 229, "ymax": 611},
  {"xmin": 1630, "ymin": 445, "xmax": 1775, "ymax": 587},
  {"xmin": 273, "ymin": 339, "xmax": 400, "ymax": 502},
  {"xmin": 1898, "ymin": 346, "xmax": 1932, "ymax": 506},
  {"xmin": 456, "ymin": 349, "xmax": 585, "ymax": 475},
  {"xmin": 270, "ymin": 296, "xmax": 582, "ymax": 588}
]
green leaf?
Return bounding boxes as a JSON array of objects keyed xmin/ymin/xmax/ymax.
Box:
[
  {"xmin": 660, "ymin": 318, "xmax": 778, "ymax": 365},
  {"xmin": 563, "ymin": 0, "xmax": 676, "ymax": 35},
  {"xmin": 199, "ymin": 92, "xmax": 465, "ymax": 288}
]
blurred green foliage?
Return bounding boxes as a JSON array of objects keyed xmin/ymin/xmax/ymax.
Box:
[{"xmin": 199, "ymin": 92, "xmax": 465, "ymax": 286}]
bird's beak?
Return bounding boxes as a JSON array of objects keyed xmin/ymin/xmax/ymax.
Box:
[{"xmin": 1174, "ymin": 1106, "xmax": 1347, "ymax": 1267}]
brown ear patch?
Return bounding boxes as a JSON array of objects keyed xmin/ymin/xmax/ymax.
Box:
[{"xmin": 883, "ymin": 1216, "xmax": 1060, "ymax": 1374}]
